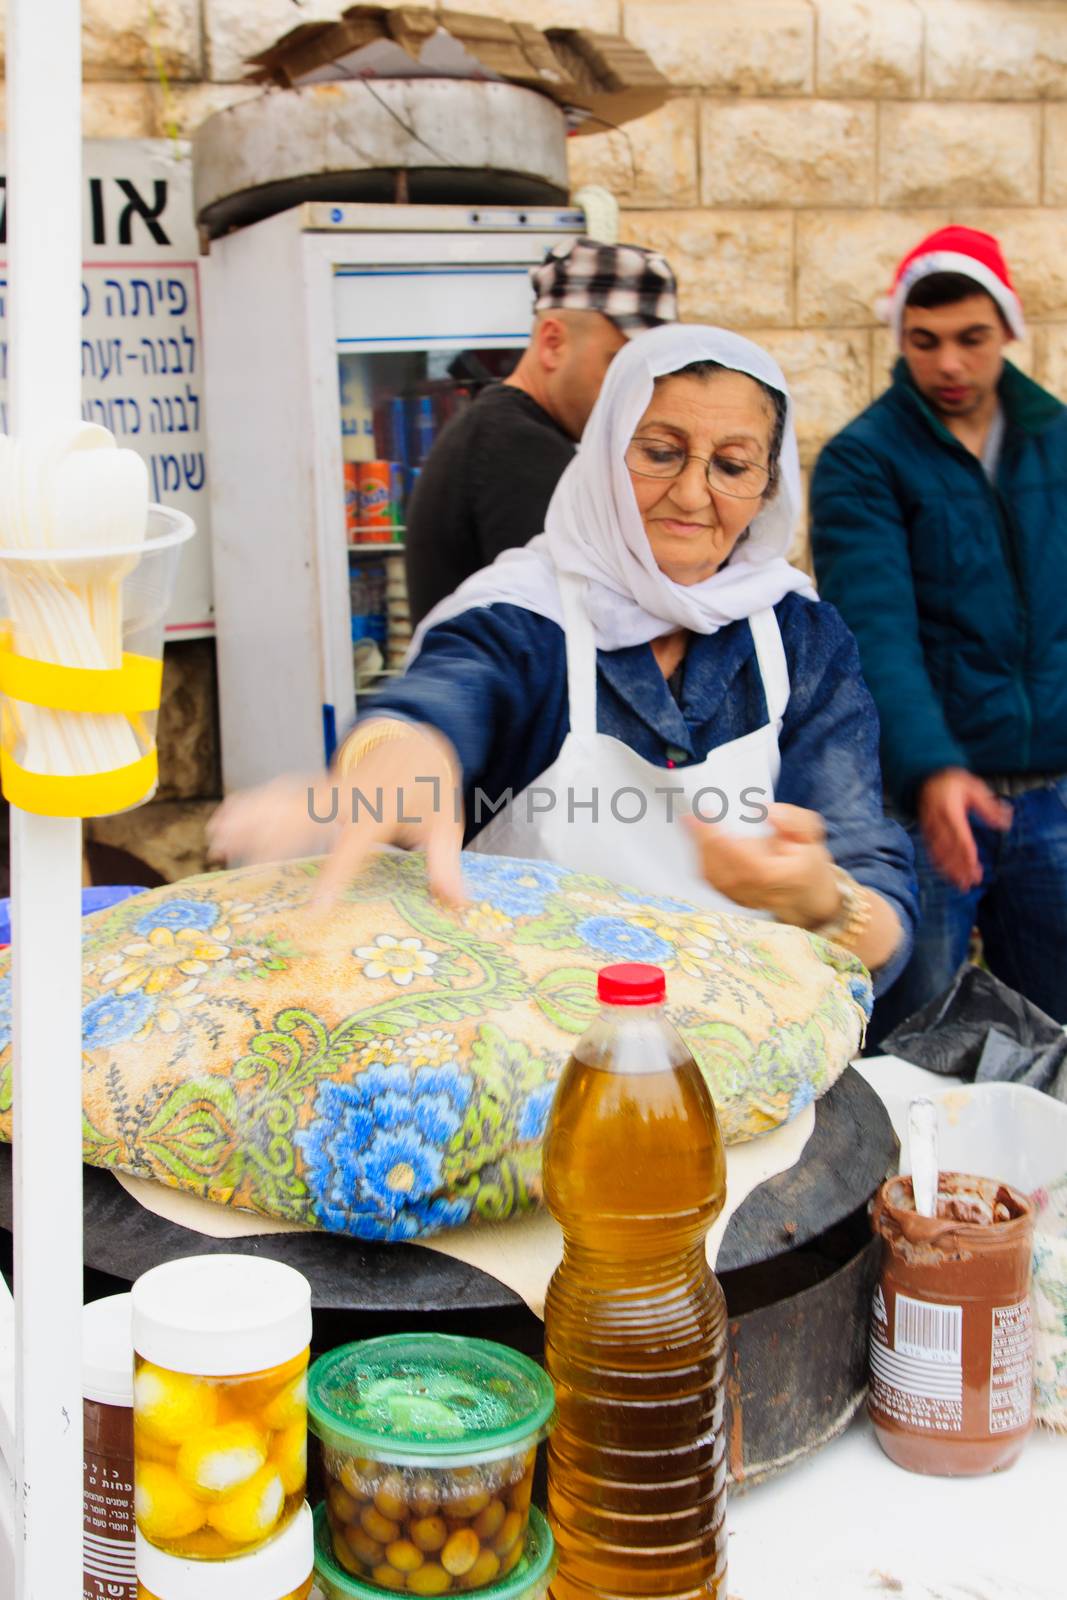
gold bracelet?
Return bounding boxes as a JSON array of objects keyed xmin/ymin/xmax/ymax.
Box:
[
  {"xmin": 811, "ymin": 867, "xmax": 871, "ymax": 948},
  {"xmin": 335, "ymin": 720, "xmax": 413, "ymax": 776}
]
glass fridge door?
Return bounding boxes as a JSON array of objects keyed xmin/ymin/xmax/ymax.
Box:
[{"xmin": 333, "ymin": 262, "xmax": 530, "ymax": 701}]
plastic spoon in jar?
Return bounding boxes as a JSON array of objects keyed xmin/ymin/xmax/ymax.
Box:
[{"xmin": 908, "ymin": 1096, "xmax": 939, "ymax": 1217}]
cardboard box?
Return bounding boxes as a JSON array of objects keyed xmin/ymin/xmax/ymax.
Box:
[{"xmin": 244, "ymin": 5, "xmax": 668, "ymax": 134}]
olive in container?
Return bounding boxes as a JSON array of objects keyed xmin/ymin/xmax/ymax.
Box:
[
  {"xmin": 131, "ymin": 1254, "xmax": 312, "ymax": 1559},
  {"xmin": 308, "ymin": 1334, "xmax": 556, "ymax": 1595},
  {"xmin": 314, "ymin": 1503, "xmax": 556, "ymax": 1600}
]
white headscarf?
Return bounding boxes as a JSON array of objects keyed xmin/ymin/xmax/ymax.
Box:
[{"xmin": 411, "ymin": 324, "xmax": 816, "ymax": 655}]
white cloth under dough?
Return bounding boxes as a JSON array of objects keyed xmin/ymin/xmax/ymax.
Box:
[
  {"xmin": 113, "ymin": 1102, "xmax": 815, "ymax": 1320},
  {"xmin": 415, "ymin": 1102, "xmax": 815, "ymax": 1319}
]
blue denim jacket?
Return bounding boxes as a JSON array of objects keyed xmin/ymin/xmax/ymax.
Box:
[{"xmin": 360, "ymin": 592, "xmax": 917, "ymax": 993}]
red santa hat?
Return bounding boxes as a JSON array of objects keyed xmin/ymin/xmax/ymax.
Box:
[{"xmin": 879, "ymin": 225, "xmax": 1025, "ymax": 345}]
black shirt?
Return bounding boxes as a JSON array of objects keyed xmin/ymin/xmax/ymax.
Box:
[{"xmin": 404, "ymin": 383, "xmax": 575, "ymax": 625}]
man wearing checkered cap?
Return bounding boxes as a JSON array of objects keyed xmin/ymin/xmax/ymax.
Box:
[
  {"xmin": 531, "ymin": 236, "xmax": 679, "ymax": 334},
  {"xmin": 405, "ymin": 237, "xmax": 677, "ymax": 624}
]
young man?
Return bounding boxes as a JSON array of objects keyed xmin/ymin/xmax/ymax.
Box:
[
  {"xmin": 404, "ymin": 236, "xmax": 677, "ymax": 624},
  {"xmin": 811, "ymin": 225, "xmax": 1067, "ymax": 1044}
]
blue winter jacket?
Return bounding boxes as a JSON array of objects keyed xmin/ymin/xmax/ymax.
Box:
[
  {"xmin": 810, "ymin": 359, "xmax": 1067, "ymax": 810},
  {"xmin": 358, "ymin": 593, "xmax": 917, "ymax": 992}
]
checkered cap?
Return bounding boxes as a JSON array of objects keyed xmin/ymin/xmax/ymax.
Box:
[{"xmin": 530, "ymin": 237, "xmax": 678, "ymax": 335}]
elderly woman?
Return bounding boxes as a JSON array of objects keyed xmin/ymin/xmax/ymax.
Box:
[{"xmin": 213, "ymin": 326, "xmax": 915, "ymax": 990}]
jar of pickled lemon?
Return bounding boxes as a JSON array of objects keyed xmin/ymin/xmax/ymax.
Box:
[
  {"xmin": 136, "ymin": 1499, "xmax": 314, "ymax": 1599},
  {"xmin": 131, "ymin": 1255, "xmax": 312, "ymax": 1560},
  {"xmin": 308, "ymin": 1335, "xmax": 555, "ymax": 1596}
]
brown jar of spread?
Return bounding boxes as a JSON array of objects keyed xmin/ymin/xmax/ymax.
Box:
[{"xmin": 869, "ymin": 1173, "xmax": 1034, "ymax": 1476}]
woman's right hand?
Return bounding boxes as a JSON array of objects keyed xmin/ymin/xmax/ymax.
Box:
[
  {"xmin": 685, "ymin": 803, "xmax": 904, "ymax": 972},
  {"xmin": 207, "ymin": 721, "xmax": 467, "ymax": 907},
  {"xmin": 684, "ymin": 803, "xmax": 840, "ymax": 928}
]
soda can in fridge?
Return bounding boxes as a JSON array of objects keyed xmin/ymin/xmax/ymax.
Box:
[
  {"xmin": 357, "ymin": 461, "xmax": 395, "ymax": 541},
  {"xmin": 388, "ymin": 395, "xmax": 409, "ymax": 466},
  {"xmin": 412, "ymin": 395, "xmax": 436, "ymax": 463},
  {"xmin": 389, "ymin": 462, "xmax": 406, "ymax": 538},
  {"xmin": 344, "ymin": 462, "xmax": 360, "ymax": 543}
]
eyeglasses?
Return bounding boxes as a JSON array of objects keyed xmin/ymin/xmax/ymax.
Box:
[{"xmin": 625, "ymin": 437, "xmax": 771, "ymax": 500}]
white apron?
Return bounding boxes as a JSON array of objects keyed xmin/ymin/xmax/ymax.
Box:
[{"xmin": 468, "ymin": 573, "xmax": 790, "ymax": 914}]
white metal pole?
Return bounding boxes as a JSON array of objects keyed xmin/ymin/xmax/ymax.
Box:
[{"xmin": 7, "ymin": 2, "xmax": 86, "ymax": 1595}]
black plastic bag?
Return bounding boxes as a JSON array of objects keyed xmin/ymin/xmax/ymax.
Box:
[{"xmin": 881, "ymin": 966, "xmax": 1067, "ymax": 1103}]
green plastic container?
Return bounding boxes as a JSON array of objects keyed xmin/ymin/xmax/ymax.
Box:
[
  {"xmin": 313, "ymin": 1503, "xmax": 556, "ymax": 1600},
  {"xmin": 309, "ymin": 1335, "xmax": 556, "ymax": 1595}
]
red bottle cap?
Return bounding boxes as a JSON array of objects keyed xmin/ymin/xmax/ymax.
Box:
[{"xmin": 597, "ymin": 963, "xmax": 667, "ymax": 1006}]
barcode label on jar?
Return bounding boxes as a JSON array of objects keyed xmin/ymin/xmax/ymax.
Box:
[
  {"xmin": 895, "ymin": 1293, "xmax": 963, "ymax": 1364},
  {"xmin": 990, "ymin": 1300, "xmax": 1032, "ymax": 1434},
  {"xmin": 869, "ymin": 1287, "xmax": 963, "ymax": 1432}
]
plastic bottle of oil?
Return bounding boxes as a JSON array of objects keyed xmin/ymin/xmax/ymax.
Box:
[{"xmin": 543, "ymin": 962, "xmax": 728, "ymax": 1600}]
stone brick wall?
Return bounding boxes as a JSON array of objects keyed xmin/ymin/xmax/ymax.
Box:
[{"xmin": 567, "ymin": 0, "xmax": 1067, "ymax": 554}]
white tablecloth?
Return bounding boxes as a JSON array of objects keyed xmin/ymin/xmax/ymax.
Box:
[{"xmin": 726, "ymin": 1408, "xmax": 1060, "ymax": 1599}]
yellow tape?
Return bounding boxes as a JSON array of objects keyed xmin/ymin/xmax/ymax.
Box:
[
  {"xmin": 0, "ymin": 747, "xmax": 158, "ymax": 817},
  {"xmin": 0, "ymin": 647, "xmax": 162, "ymax": 714}
]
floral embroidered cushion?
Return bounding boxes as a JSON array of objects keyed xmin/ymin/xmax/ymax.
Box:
[{"xmin": 0, "ymin": 851, "xmax": 871, "ymax": 1241}]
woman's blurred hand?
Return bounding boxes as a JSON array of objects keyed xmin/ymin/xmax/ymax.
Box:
[
  {"xmin": 686, "ymin": 801, "xmax": 904, "ymax": 972},
  {"xmin": 207, "ymin": 722, "xmax": 466, "ymax": 908},
  {"xmin": 685, "ymin": 802, "xmax": 839, "ymax": 928}
]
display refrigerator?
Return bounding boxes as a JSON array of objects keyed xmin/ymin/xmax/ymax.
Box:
[{"xmin": 201, "ymin": 201, "xmax": 585, "ymax": 793}]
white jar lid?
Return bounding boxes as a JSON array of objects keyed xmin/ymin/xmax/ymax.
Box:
[
  {"xmin": 83, "ymin": 1293, "xmax": 134, "ymax": 1407},
  {"xmin": 131, "ymin": 1254, "xmax": 312, "ymax": 1376},
  {"xmin": 136, "ymin": 1502, "xmax": 312, "ymax": 1600}
]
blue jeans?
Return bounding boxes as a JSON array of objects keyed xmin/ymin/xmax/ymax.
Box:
[{"xmin": 867, "ymin": 780, "xmax": 1067, "ymax": 1048}]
